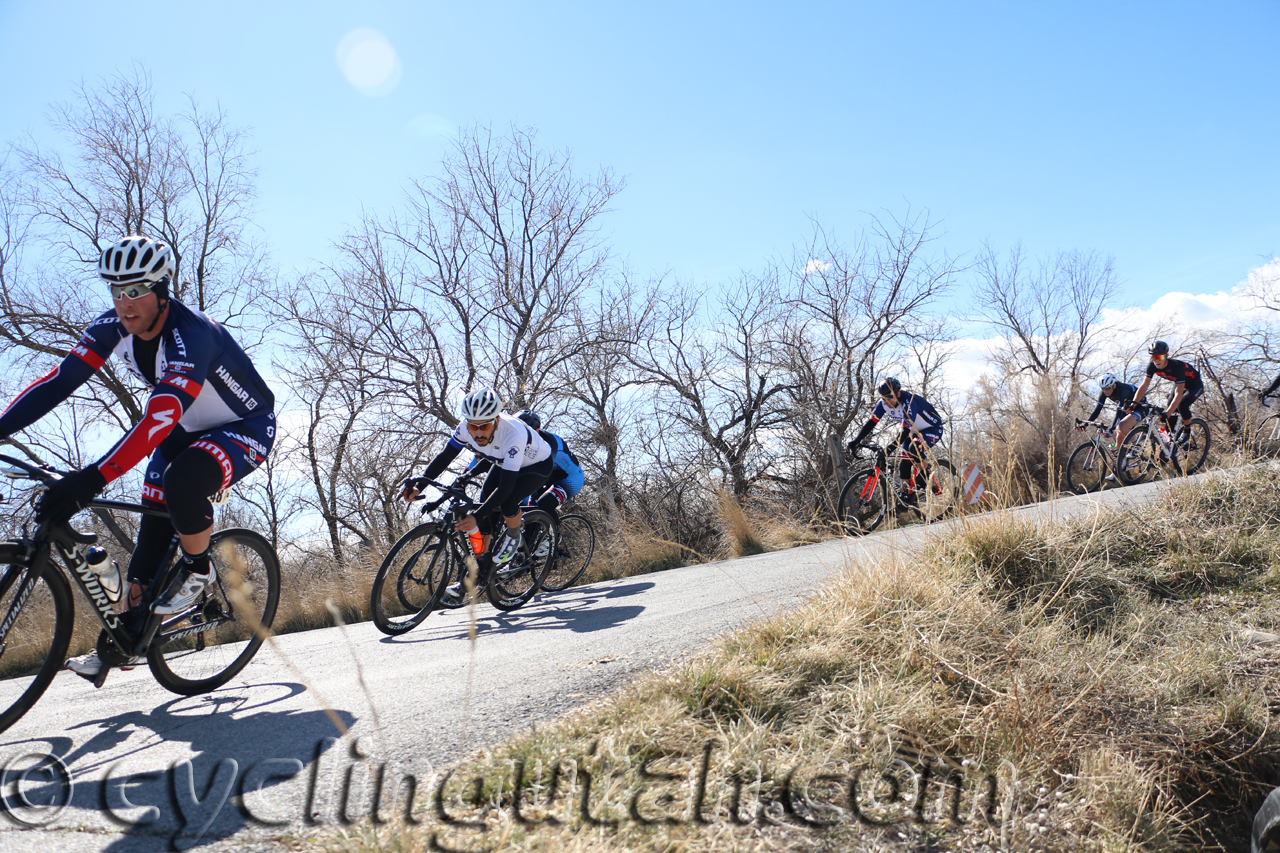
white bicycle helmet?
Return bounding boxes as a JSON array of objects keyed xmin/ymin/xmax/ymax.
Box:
[
  {"xmin": 460, "ymin": 388, "xmax": 503, "ymax": 422},
  {"xmin": 98, "ymin": 236, "xmax": 175, "ymax": 285},
  {"xmin": 1100, "ymin": 373, "xmax": 1119, "ymax": 392}
]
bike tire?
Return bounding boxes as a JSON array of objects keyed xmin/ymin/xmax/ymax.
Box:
[
  {"xmin": 1251, "ymin": 414, "xmax": 1280, "ymax": 459},
  {"xmin": 537, "ymin": 513, "xmax": 595, "ymax": 592},
  {"xmin": 1116, "ymin": 425, "xmax": 1158, "ymax": 486},
  {"xmin": 371, "ymin": 523, "xmax": 448, "ymax": 635},
  {"xmin": 915, "ymin": 457, "xmax": 959, "ymax": 523},
  {"xmin": 838, "ymin": 467, "xmax": 888, "ymax": 535},
  {"xmin": 1066, "ymin": 441, "xmax": 1106, "ymax": 494},
  {"xmin": 148, "ymin": 529, "xmax": 281, "ymax": 696},
  {"xmin": 1176, "ymin": 417, "xmax": 1211, "ymax": 475},
  {"xmin": 487, "ymin": 509, "xmax": 557, "ymax": 611},
  {"xmin": 0, "ymin": 551, "xmax": 74, "ymax": 735}
]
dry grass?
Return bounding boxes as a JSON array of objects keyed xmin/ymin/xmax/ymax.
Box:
[{"xmin": 314, "ymin": 464, "xmax": 1280, "ymax": 853}]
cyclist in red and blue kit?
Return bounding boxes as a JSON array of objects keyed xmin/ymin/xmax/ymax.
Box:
[
  {"xmin": 847, "ymin": 377, "xmax": 945, "ymax": 503},
  {"xmin": 0, "ymin": 236, "xmax": 275, "ymax": 677}
]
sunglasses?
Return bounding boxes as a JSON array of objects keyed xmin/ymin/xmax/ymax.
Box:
[
  {"xmin": 1152, "ymin": 354, "xmax": 1168, "ymax": 363},
  {"xmin": 109, "ymin": 282, "xmax": 155, "ymax": 301},
  {"xmin": 465, "ymin": 419, "xmax": 497, "ymax": 429}
]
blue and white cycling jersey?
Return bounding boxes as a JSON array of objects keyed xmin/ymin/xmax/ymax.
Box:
[
  {"xmin": 0, "ymin": 299, "xmax": 274, "ymax": 484},
  {"xmin": 867, "ymin": 390, "xmax": 944, "ymax": 442}
]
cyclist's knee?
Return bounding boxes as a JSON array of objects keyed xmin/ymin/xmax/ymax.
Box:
[{"xmin": 162, "ymin": 452, "xmax": 223, "ymax": 535}]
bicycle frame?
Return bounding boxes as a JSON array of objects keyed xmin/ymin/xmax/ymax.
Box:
[
  {"xmin": 0, "ymin": 457, "xmax": 217, "ymax": 662},
  {"xmin": 859, "ymin": 442, "xmax": 931, "ymax": 508}
]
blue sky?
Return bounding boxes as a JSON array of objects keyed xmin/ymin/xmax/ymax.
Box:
[{"xmin": 1, "ymin": 0, "xmax": 1277, "ymax": 310}]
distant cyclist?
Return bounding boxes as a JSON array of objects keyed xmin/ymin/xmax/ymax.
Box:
[
  {"xmin": 847, "ymin": 377, "xmax": 944, "ymax": 502},
  {"xmin": 0, "ymin": 236, "xmax": 276, "ymax": 678},
  {"xmin": 1128, "ymin": 340, "xmax": 1204, "ymax": 432},
  {"xmin": 402, "ymin": 390, "xmax": 554, "ymax": 599},
  {"xmin": 1077, "ymin": 373, "xmax": 1138, "ymax": 481}
]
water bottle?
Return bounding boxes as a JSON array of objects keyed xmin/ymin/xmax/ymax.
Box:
[
  {"xmin": 459, "ymin": 517, "xmax": 484, "ymax": 555},
  {"xmin": 85, "ymin": 546, "xmax": 122, "ymax": 603}
]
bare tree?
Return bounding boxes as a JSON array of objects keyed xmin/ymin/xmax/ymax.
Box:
[
  {"xmin": 973, "ymin": 242, "xmax": 1120, "ymax": 381},
  {"xmin": 630, "ymin": 274, "xmax": 795, "ymax": 499},
  {"xmin": 390, "ymin": 123, "xmax": 624, "ymax": 409},
  {"xmin": 552, "ymin": 275, "xmax": 659, "ymax": 513}
]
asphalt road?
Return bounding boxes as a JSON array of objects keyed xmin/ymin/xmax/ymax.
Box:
[{"xmin": 0, "ymin": 477, "xmax": 1177, "ymax": 852}]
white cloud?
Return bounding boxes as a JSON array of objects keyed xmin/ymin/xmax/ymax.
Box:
[
  {"xmin": 802, "ymin": 258, "xmax": 831, "ymax": 275},
  {"xmin": 940, "ymin": 259, "xmax": 1279, "ymax": 396}
]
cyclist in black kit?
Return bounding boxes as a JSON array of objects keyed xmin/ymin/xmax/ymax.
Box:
[
  {"xmin": 1077, "ymin": 373, "xmax": 1138, "ymax": 482},
  {"xmin": 0, "ymin": 236, "xmax": 276, "ymax": 677},
  {"xmin": 1128, "ymin": 340, "xmax": 1204, "ymax": 429}
]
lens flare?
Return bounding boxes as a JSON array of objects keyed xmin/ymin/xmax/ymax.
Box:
[{"xmin": 337, "ymin": 28, "xmax": 402, "ymax": 97}]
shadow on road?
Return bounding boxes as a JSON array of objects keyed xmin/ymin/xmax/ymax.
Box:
[
  {"xmin": 0, "ymin": 680, "xmax": 357, "ymax": 852},
  {"xmin": 377, "ymin": 581, "xmax": 655, "ymax": 644}
]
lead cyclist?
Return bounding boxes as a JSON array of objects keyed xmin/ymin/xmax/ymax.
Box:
[{"xmin": 0, "ymin": 236, "xmax": 276, "ymax": 678}]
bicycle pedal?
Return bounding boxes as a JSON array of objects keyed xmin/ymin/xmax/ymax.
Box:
[{"xmin": 91, "ymin": 669, "xmax": 110, "ymax": 689}]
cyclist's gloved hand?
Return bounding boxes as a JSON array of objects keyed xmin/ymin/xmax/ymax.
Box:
[
  {"xmin": 401, "ymin": 476, "xmax": 431, "ymax": 500},
  {"xmin": 37, "ymin": 465, "xmax": 107, "ymax": 525},
  {"xmin": 846, "ymin": 442, "xmax": 861, "ymax": 460}
]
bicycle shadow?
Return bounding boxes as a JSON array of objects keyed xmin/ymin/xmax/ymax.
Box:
[
  {"xmin": 379, "ymin": 580, "xmax": 656, "ymax": 644},
  {"xmin": 0, "ymin": 680, "xmax": 365, "ymax": 852}
]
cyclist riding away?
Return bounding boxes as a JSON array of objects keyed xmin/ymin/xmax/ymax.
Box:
[
  {"xmin": 1078, "ymin": 372, "xmax": 1138, "ymax": 481},
  {"xmin": 847, "ymin": 377, "xmax": 945, "ymax": 502},
  {"xmin": 402, "ymin": 390, "xmax": 554, "ymax": 601},
  {"xmin": 0, "ymin": 236, "xmax": 276, "ymax": 678},
  {"xmin": 1128, "ymin": 341, "xmax": 1204, "ymax": 435}
]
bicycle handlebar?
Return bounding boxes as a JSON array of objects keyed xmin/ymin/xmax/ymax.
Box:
[
  {"xmin": 411, "ymin": 476, "xmax": 479, "ymax": 514},
  {"xmin": 0, "ymin": 452, "xmax": 61, "ymax": 486},
  {"xmin": 1075, "ymin": 418, "xmax": 1112, "ymax": 432}
]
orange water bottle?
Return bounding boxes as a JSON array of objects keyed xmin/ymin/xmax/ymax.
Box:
[{"xmin": 461, "ymin": 516, "xmax": 484, "ymax": 554}]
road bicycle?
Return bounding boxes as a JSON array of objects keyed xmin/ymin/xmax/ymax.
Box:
[
  {"xmin": 1115, "ymin": 401, "xmax": 1211, "ymax": 486},
  {"xmin": 837, "ymin": 437, "xmax": 959, "ymax": 534},
  {"xmin": 0, "ymin": 452, "xmax": 280, "ymax": 734},
  {"xmin": 1065, "ymin": 418, "xmax": 1122, "ymax": 494},
  {"xmin": 369, "ymin": 478, "xmax": 559, "ymax": 635},
  {"xmin": 1245, "ymin": 392, "xmax": 1280, "ymax": 459}
]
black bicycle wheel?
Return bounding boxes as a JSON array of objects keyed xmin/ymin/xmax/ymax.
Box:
[
  {"xmin": 1116, "ymin": 425, "xmax": 1158, "ymax": 485},
  {"xmin": 838, "ymin": 467, "xmax": 888, "ymax": 535},
  {"xmin": 1065, "ymin": 441, "xmax": 1106, "ymax": 494},
  {"xmin": 148, "ymin": 529, "xmax": 281, "ymax": 696},
  {"xmin": 487, "ymin": 510, "xmax": 556, "ymax": 611},
  {"xmin": 1251, "ymin": 414, "xmax": 1280, "ymax": 459},
  {"xmin": 1175, "ymin": 417, "xmax": 1211, "ymax": 475},
  {"xmin": 538, "ymin": 513, "xmax": 595, "ymax": 592},
  {"xmin": 370, "ymin": 523, "xmax": 448, "ymax": 635},
  {"xmin": 915, "ymin": 457, "xmax": 958, "ymax": 523},
  {"xmin": 0, "ymin": 551, "xmax": 74, "ymax": 735}
]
